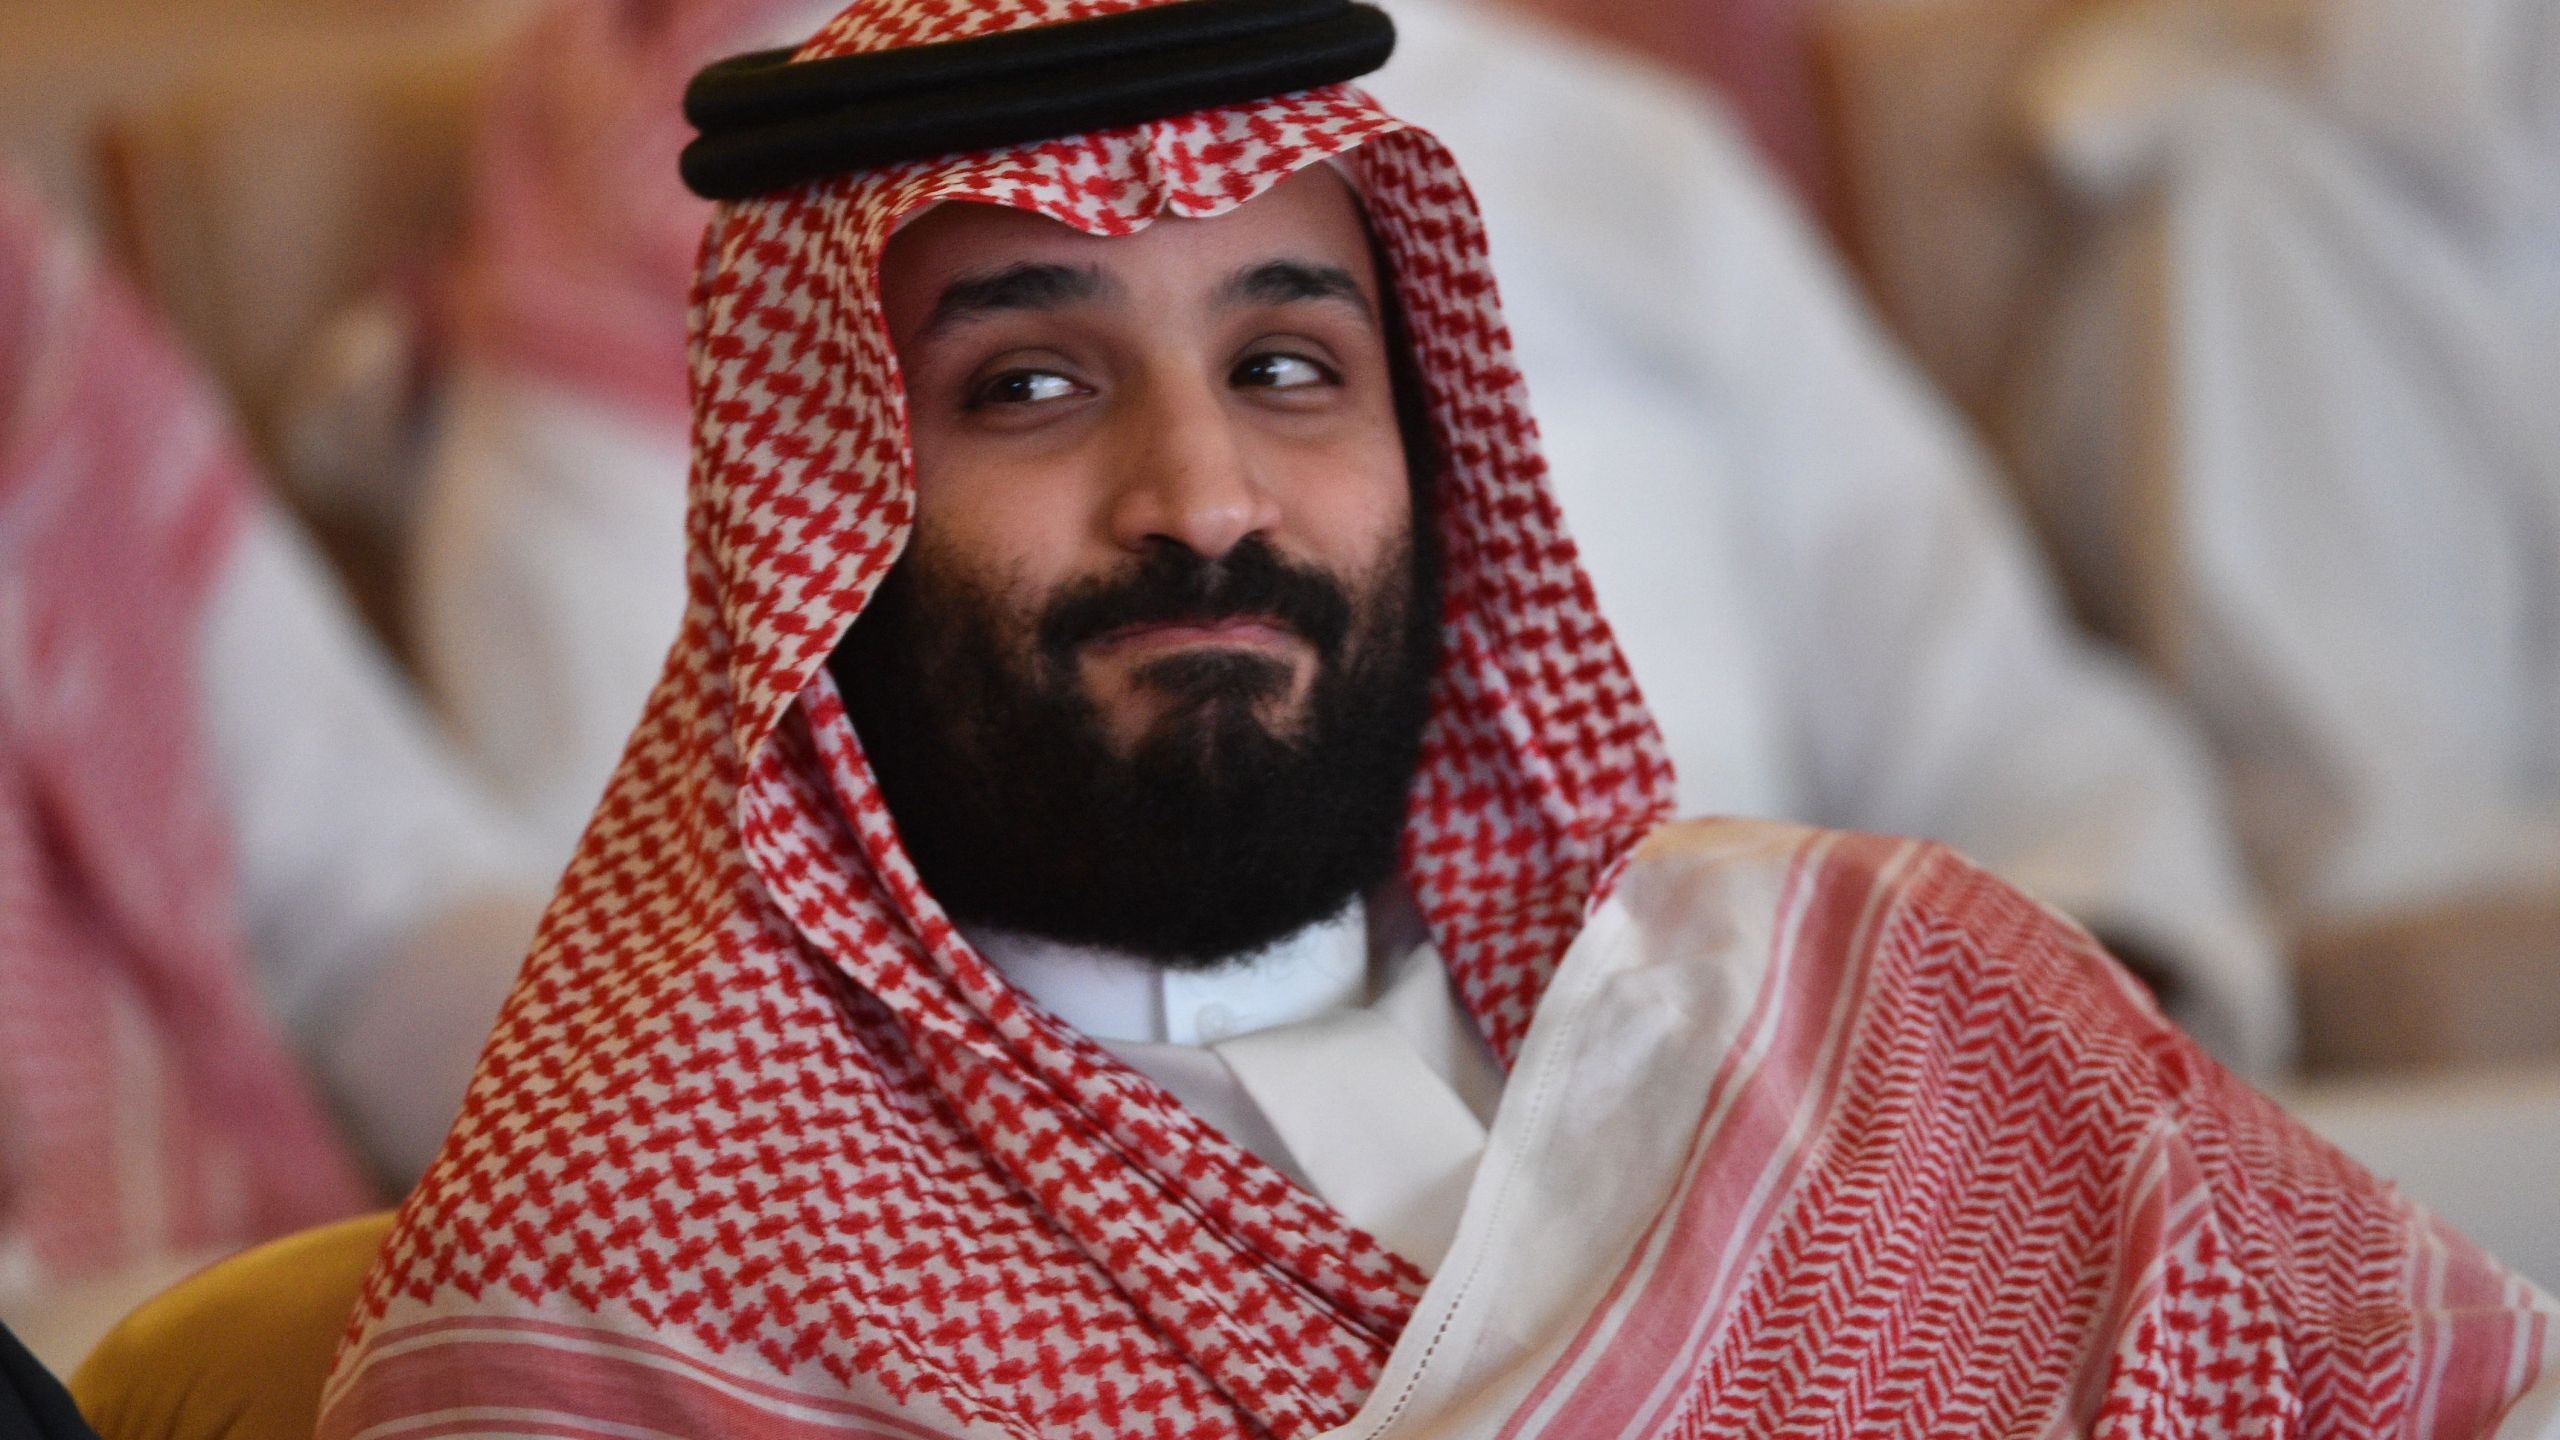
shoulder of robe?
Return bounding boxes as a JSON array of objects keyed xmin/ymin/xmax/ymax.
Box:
[{"xmin": 1617, "ymin": 817, "xmax": 2197, "ymax": 1090}]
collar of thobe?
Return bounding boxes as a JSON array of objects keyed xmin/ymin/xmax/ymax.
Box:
[
  {"xmin": 963, "ymin": 902, "xmax": 1371, "ymax": 1045},
  {"xmin": 962, "ymin": 903, "xmax": 1500, "ymax": 1273}
]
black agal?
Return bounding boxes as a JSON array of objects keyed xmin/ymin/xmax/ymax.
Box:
[{"xmin": 679, "ymin": 0, "xmax": 1398, "ymax": 200}]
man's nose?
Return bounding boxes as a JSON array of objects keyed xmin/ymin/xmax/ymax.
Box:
[{"xmin": 1104, "ymin": 372, "xmax": 1282, "ymax": 561}]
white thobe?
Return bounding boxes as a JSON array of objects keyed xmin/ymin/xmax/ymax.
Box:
[
  {"xmin": 969, "ymin": 900, "xmax": 1502, "ymax": 1275},
  {"xmin": 404, "ymin": 0, "xmax": 2287, "ymax": 1073}
]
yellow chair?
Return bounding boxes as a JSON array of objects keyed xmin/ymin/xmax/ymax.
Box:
[{"xmin": 68, "ymin": 1213, "xmax": 394, "ymax": 1440}]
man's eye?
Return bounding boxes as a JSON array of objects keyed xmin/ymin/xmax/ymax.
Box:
[
  {"xmin": 1232, "ymin": 353, "xmax": 1337, "ymax": 390},
  {"xmin": 969, "ymin": 370, "xmax": 1084, "ymax": 408}
]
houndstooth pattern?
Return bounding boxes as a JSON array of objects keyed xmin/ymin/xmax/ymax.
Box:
[{"xmin": 340, "ymin": 1, "xmax": 1672, "ymax": 1435}]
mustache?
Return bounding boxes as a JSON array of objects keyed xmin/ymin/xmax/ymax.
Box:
[{"xmin": 1036, "ymin": 538, "xmax": 1355, "ymax": 666}]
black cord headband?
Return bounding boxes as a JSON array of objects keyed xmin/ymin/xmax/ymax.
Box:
[{"xmin": 679, "ymin": 0, "xmax": 1398, "ymax": 200}]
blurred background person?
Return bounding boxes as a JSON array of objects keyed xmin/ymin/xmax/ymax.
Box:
[
  {"xmin": 408, "ymin": 0, "xmax": 838, "ymax": 843},
  {"xmin": 0, "ymin": 172, "xmax": 543, "ymax": 1372},
  {"xmin": 0, "ymin": 171, "xmax": 363, "ymax": 1365},
  {"xmin": 1810, "ymin": 0, "xmax": 2560, "ymax": 1071},
  {"xmin": 1989, "ymin": 0, "xmax": 2560, "ymax": 1073}
]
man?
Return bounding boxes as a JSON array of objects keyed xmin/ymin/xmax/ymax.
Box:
[
  {"xmin": 409, "ymin": 0, "xmax": 2287, "ymax": 1079},
  {"xmin": 320, "ymin": 1, "xmax": 2555, "ymax": 1435},
  {"xmin": 0, "ymin": 172, "xmax": 544, "ymax": 1368}
]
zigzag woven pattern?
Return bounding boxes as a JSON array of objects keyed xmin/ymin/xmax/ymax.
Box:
[{"xmin": 1522, "ymin": 839, "xmax": 2554, "ymax": 1440}]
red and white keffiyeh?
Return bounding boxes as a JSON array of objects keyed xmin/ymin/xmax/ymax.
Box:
[
  {"xmin": 320, "ymin": 2, "xmax": 2557, "ymax": 1436},
  {"xmin": 0, "ymin": 176, "xmax": 367, "ymax": 1291}
]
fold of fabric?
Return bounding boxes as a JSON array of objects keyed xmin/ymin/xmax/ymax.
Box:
[
  {"xmin": 325, "ymin": 809, "xmax": 2560, "ymax": 1437},
  {"xmin": 1350, "ymin": 822, "xmax": 2556, "ymax": 1440}
]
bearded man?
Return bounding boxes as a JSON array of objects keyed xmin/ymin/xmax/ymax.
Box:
[{"xmin": 320, "ymin": 1, "xmax": 2558, "ymax": 1435}]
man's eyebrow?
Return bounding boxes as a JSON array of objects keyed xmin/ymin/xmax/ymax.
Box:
[
  {"xmin": 920, "ymin": 262, "xmax": 1117, "ymax": 336},
  {"xmin": 1218, "ymin": 260, "xmax": 1376, "ymax": 322}
]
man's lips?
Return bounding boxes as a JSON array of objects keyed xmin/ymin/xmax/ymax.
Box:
[{"xmin": 1080, "ymin": 616, "xmax": 1303, "ymax": 660}]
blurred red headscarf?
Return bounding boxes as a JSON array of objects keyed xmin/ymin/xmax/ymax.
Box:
[
  {"xmin": 0, "ymin": 176, "xmax": 366, "ymax": 1290},
  {"xmin": 451, "ymin": 0, "xmax": 835, "ymax": 427}
]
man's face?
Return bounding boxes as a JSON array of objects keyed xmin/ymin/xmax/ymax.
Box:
[
  {"xmin": 877, "ymin": 167, "xmax": 1416, "ymax": 754},
  {"xmin": 831, "ymin": 167, "xmax": 1439, "ymax": 966}
]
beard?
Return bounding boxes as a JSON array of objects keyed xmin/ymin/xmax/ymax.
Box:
[{"xmin": 829, "ymin": 529, "xmax": 1440, "ymax": 969}]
